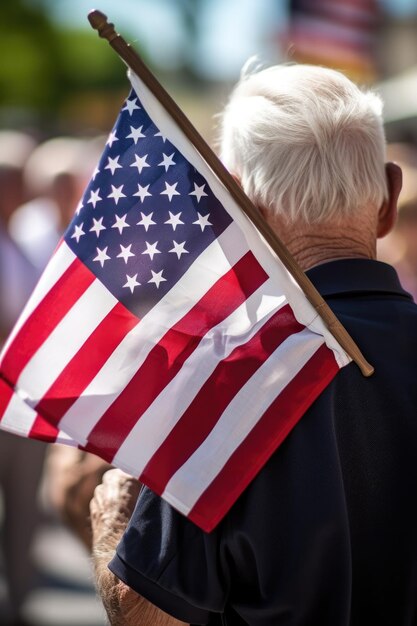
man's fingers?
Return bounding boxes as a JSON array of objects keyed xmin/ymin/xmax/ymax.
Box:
[
  {"xmin": 90, "ymin": 483, "xmax": 105, "ymax": 513},
  {"xmin": 89, "ymin": 494, "xmax": 97, "ymax": 516},
  {"xmin": 102, "ymin": 468, "xmax": 132, "ymax": 485},
  {"xmin": 91, "ymin": 469, "xmax": 141, "ymax": 517},
  {"xmin": 101, "ymin": 468, "xmax": 141, "ymax": 499}
]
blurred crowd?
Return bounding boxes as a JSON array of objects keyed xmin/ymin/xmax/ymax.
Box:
[
  {"xmin": 0, "ymin": 130, "xmax": 104, "ymax": 342},
  {"xmin": 0, "ymin": 129, "xmax": 108, "ymax": 626},
  {"xmin": 377, "ymin": 142, "xmax": 417, "ymax": 300},
  {"xmin": 0, "ymin": 124, "xmax": 417, "ymax": 625}
]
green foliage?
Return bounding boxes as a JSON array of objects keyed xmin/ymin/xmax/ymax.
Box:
[
  {"xmin": 0, "ymin": 1, "xmax": 60, "ymax": 110},
  {"xmin": 57, "ymin": 30, "xmax": 126, "ymax": 92},
  {"xmin": 0, "ymin": 0, "xmax": 145, "ymax": 125}
]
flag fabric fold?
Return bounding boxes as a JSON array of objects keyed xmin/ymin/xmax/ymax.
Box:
[{"xmin": 0, "ymin": 71, "xmax": 350, "ymax": 532}]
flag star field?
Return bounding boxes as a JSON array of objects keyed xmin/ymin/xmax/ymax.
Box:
[{"xmin": 67, "ymin": 92, "xmax": 232, "ymax": 318}]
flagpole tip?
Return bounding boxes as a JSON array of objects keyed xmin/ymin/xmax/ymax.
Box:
[
  {"xmin": 88, "ymin": 10, "xmax": 118, "ymax": 42},
  {"xmin": 360, "ymin": 362, "xmax": 374, "ymax": 377},
  {"xmin": 88, "ymin": 9, "xmax": 107, "ymax": 29}
]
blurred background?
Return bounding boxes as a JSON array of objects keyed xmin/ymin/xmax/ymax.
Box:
[{"xmin": 1, "ymin": 1, "xmax": 417, "ymax": 624}]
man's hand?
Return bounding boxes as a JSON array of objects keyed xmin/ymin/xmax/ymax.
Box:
[
  {"xmin": 90, "ymin": 470, "xmax": 188, "ymax": 626},
  {"xmin": 90, "ymin": 468, "xmax": 141, "ymax": 546}
]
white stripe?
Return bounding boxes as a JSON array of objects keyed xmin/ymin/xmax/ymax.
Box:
[
  {"xmin": 112, "ymin": 279, "xmax": 286, "ymax": 473},
  {"xmin": 17, "ymin": 279, "xmax": 117, "ymax": 402},
  {"xmin": 0, "ymin": 387, "xmax": 40, "ymax": 436},
  {"xmin": 0, "ymin": 387, "xmax": 78, "ymax": 445},
  {"xmin": 59, "ymin": 222, "xmax": 249, "ymax": 443},
  {"xmin": 54, "ymin": 430, "xmax": 78, "ymax": 446},
  {"xmin": 0, "ymin": 243, "xmax": 76, "ymax": 363},
  {"xmin": 129, "ymin": 72, "xmax": 350, "ymax": 368},
  {"xmin": 162, "ymin": 329, "xmax": 324, "ymax": 515}
]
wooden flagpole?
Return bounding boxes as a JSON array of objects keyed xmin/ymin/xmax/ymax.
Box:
[{"xmin": 87, "ymin": 10, "xmax": 374, "ymax": 377}]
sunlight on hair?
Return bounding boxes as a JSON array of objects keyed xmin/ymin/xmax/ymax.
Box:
[{"xmin": 218, "ymin": 63, "xmax": 387, "ymax": 224}]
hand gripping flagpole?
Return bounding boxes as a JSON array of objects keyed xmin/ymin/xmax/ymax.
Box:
[{"xmin": 88, "ymin": 10, "xmax": 374, "ymax": 377}]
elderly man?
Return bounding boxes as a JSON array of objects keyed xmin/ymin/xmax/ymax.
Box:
[{"xmin": 89, "ymin": 64, "xmax": 417, "ymax": 625}]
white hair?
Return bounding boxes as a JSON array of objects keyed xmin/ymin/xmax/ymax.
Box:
[{"xmin": 218, "ymin": 63, "xmax": 388, "ymax": 223}]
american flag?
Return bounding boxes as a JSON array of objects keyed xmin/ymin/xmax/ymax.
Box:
[
  {"xmin": 0, "ymin": 71, "xmax": 350, "ymax": 532},
  {"xmin": 285, "ymin": 0, "xmax": 379, "ymax": 83}
]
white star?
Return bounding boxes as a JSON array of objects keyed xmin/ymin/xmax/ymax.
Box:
[
  {"xmin": 107, "ymin": 184, "xmax": 127, "ymax": 205},
  {"xmin": 122, "ymin": 97, "xmax": 140, "ymax": 115},
  {"xmin": 142, "ymin": 241, "xmax": 161, "ymax": 261},
  {"xmin": 112, "ymin": 213, "xmax": 130, "ymax": 234},
  {"xmin": 158, "ymin": 152, "xmax": 176, "ymax": 172},
  {"xmin": 148, "ymin": 269, "xmax": 167, "ymax": 289},
  {"xmin": 137, "ymin": 212, "xmax": 156, "ymax": 231},
  {"xmin": 90, "ymin": 217, "xmax": 106, "ymax": 238},
  {"xmin": 106, "ymin": 130, "xmax": 118, "ymax": 147},
  {"xmin": 87, "ymin": 188, "xmax": 102, "ymax": 209},
  {"xmin": 130, "ymin": 154, "xmax": 150, "ymax": 174},
  {"xmin": 123, "ymin": 274, "xmax": 141, "ymax": 293},
  {"xmin": 126, "ymin": 125, "xmax": 146, "ymax": 144},
  {"xmin": 105, "ymin": 155, "xmax": 122, "ymax": 176},
  {"xmin": 117, "ymin": 244, "xmax": 135, "ymax": 264},
  {"xmin": 189, "ymin": 183, "xmax": 208, "ymax": 203},
  {"xmin": 164, "ymin": 211, "xmax": 184, "ymax": 230},
  {"xmin": 93, "ymin": 246, "xmax": 111, "ymax": 267},
  {"xmin": 71, "ymin": 222, "xmax": 85, "ymax": 243},
  {"xmin": 169, "ymin": 240, "xmax": 189, "ymax": 259},
  {"xmin": 154, "ymin": 131, "xmax": 167, "ymax": 142},
  {"xmin": 160, "ymin": 181, "xmax": 180, "ymax": 202},
  {"xmin": 133, "ymin": 184, "xmax": 152, "ymax": 203},
  {"xmin": 91, "ymin": 165, "xmax": 100, "ymax": 180},
  {"xmin": 193, "ymin": 212, "xmax": 212, "ymax": 231}
]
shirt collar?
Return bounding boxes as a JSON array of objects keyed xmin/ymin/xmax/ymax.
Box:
[{"xmin": 305, "ymin": 258, "xmax": 412, "ymax": 300}]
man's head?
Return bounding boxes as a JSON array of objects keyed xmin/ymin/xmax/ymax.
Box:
[
  {"xmin": 218, "ymin": 63, "xmax": 402, "ymax": 268},
  {"xmin": 219, "ymin": 63, "xmax": 389, "ymax": 225}
]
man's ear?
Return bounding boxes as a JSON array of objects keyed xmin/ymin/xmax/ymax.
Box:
[{"xmin": 377, "ymin": 162, "xmax": 402, "ymax": 238}]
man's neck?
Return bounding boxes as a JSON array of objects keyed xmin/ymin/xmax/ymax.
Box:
[{"xmin": 264, "ymin": 212, "xmax": 377, "ymax": 271}]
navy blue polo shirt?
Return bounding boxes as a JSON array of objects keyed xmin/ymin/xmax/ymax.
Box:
[{"xmin": 109, "ymin": 259, "xmax": 417, "ymax": 626}]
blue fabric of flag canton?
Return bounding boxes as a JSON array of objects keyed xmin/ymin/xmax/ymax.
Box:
[{"xmin": 64, "ymin": 90, "xmax": 233, "ymax": 319}]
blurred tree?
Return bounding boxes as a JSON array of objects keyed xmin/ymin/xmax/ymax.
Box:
[
  {"xmin": 0, "ymin": 0, "xmax": 146, "ymax": 130},
  {"xmin": 0, "ymin": 2, "xmax": 60, "ymax": 111}
]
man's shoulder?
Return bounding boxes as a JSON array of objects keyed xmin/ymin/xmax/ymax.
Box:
[{"xmin": 306, "ymin": 258, "xmax": 417, "ymax": 369}]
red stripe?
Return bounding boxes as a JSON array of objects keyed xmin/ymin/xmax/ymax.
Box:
[
  {"xmin": 31, "ymin": 302, "xmax": 139, "ymax": 435},
  {"xmin": 0, "ymin": 376, "xmax": 14, "ymax": 422},
  {"xmin": 291, "ymin": 27, "xmax": 371, "ymax": 53},
  {"xmin": 142, "ymin": 305, "xmax": 302, "ymax": 493},
  {"xmin": 1, "ymin": 258, "xmax": 95, "ymax": 384},
  {"xmin": 0, "ymin": 375, "xmax": 60, "ymax": 441},
  {"xmin": 188, "ymin": 344, "xmax": 340, "ymax": 532},
  {"xmin": 28, "ymin": 413, "xmax": 60, "ymax": 443},
  {"xmin": 84, "ymin": 252, "xmax": 268, "ymax": 460}
]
